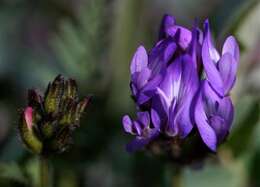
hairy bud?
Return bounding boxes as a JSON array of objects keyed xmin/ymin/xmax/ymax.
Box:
[{"xmin": 19, "ymin": 75, "xmax": 91, "ymax": 155}]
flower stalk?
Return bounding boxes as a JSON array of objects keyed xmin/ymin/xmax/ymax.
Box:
[
  {"xmin": 164, "ymin": 165, "xmax": 182, "ymax": 187},
  {"xmin": 40, "ymin": 156, "xmax": 49, "ymax": 187},
  {"xmin": 171, "ymin": 167, "xmax": 182, "ymax": 187}
]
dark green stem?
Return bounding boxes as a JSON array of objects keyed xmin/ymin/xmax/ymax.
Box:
[
  {"xmin": 171, "ymin": 167, "xmax": 182, "ymax": 187},
  {"xmin": 40, "ymin": 156, "xmax": 49, "ymax": 187},
  {"xmin": 164, "ymin": 164, "xmax": 182, "ymax": 187}
]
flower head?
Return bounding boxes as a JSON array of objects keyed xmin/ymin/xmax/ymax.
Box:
[
  {"xmin": 19, "ymin": 75, "xmax": 91, "ymax": 155},
  {"xmin": 123, "ymin": 14, "xmax": 239, "ymax": 162}
]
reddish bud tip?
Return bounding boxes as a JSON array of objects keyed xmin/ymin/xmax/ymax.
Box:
[{"xmin": 24, "ymin": 107, "xmax": 33, "ymax": 130}]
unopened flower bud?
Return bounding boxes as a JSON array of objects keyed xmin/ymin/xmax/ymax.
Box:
[{"xmin": 19, "ymin": 75, "xmax": 91, "ymax": 155}]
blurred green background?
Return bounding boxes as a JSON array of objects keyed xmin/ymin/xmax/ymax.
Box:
[{"xmin": 0, "ymin": 0, "xmax": 259, "ymax": 186}]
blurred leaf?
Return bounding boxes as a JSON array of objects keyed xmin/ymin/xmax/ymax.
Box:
[
  {"xmin": 51, "ymin": 0, "xmax": 109, "ymax": 90},
  {"xmin": 0, "ymin": 162, "xmax": 27, "ymax": 184},
  {"xmin": 0, "ymin": 134, "xmax": 25, "ymax": 162},
  {"xmin": 24, "ymin": 157, "xmax": 53, "ymax": 187},
  {"xmin": 163, "ymin": 165, "xmax": 182, "ymax": 187},
  {"xmin": 107, "ymin": 0, "xmax": 145, "ymax": 112},
  {"xmin": 183, "ymin": 158, "xmax": 247, "ymax": 187},
  {"xmin": 24, "ymin": 157, "xmax": 40, "ymax": 187},
  {"xmin": 227, "ymin": 96, "xmax": 260, "ymax": 157},
  {"xmin": 211, "ymin": 0, "xmax": 259, "ymax": 38},
  {"xmin": 57, "ymin": 170, "xmax": 78, "ymax": 187},
  {"xmin": 247, "ymin": 118, "xmax": 260, "ymax": 187},
  {"xmin": 249, "ymin": 147, "xmax": 260, "ymax": 186},
  {"xmin": 236, "ymin": 1, "xmax": 260, "ymax": 49}
]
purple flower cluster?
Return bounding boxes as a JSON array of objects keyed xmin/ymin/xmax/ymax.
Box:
[{"xmin": 122, "ymin": 15, "xmax": 239, "ymax": 153}]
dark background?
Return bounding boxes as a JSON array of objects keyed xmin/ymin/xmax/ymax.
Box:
[{"xmin": 0, "ymin": 0, "xmax": 259, "ymax": 186}]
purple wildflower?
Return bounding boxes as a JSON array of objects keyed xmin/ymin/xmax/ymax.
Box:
[{"xmin": 123, "ymin": 14, "xmax": 239, "ymax": 156}]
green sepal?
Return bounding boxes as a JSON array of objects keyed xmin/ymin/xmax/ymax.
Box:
[
  {"xmin": 41, "ymin": 121, "xmax": 56, "ymax": 139},
  {"xmin": 59, "ymin": 101, "xmax": 77, "ymax": 127},
  {"xmin": 49, "ymin": 127, "xmax": 72, "ymax": 154},
  {"xmin": 75, "ymin": 97, "xmax": 91, "ymax": 123},
  {"xmin": 19, "ymin": 116, "xmax": 43, "ymax": 154},
  {"xmin": 44, "ymin": 75, "xmax": 64, "ymax": 114},
  {"xmin": 62, "ymin": 79, "xmax": 78, "ymax": 101}
]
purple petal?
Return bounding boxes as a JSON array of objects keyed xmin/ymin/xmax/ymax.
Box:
[
  {"xmin": 159, "ymin": 57, "xmax": 182, "ymax": 102},
  {"xmin": 174, "ymin": 100, "xmax": 193, "ymax": 138},
  {"xmin": 134, "ymin": 67, "xmax": 151, "ymax": 89},
  {"xmin": 166, "ymin": 26, "xmax": 192, "ymax": 49},
  {"xmin": 194, "ymin": 85, "xmax": 217, "ymax": 151},
  {"xmin": 126, "ymin": 129, "xmax": 160, "ymax": 152},
  {"xmin": 174, "ymin": 55, "xmax": 198, "ymax": 137},
  {"xmin": 141, "ymin": 74, "xmax": 163, "ymax": 94},
  {"xmin": 189, "ymin": 26, "xmax": 199, "ymax": 68},
  {"xmin": 217, "ymin": 96, "xmax": 234, "ymax": 129},
  {"xmin": 222, "ymin": 36, "xmax": 240, "ymax": 62},
  {"xmin": 195, "ymin": 81, "xmax": 234, "ymax": 150},
  {"xmin": 164, "ymin": 42, "xmax": 177, "ymax": 62},
  {"xmin": 151, "ymin": 94, "xmax": 168, "ymax": 130},
  {"xmin": 203, "ymin": 20, "xmax": 220, "ymax": 62},
  {"xmin": 133, "ymin": 121, "xmax": 142, "ymax": 136},
  {"xmin": 202, "ymin": 29, "xmax": 224, "ymax": 96},
  {"xmin": 167, "ymin": 99, "xmax": 178, "ymax": 136},
  {"xmin": 202, "ymin": 81, "xmax": 221, "ymax": 118},
  {"xmin": 151, "ymin": 108, "xmax": 161, "ymax": 129},
  {"xmin": 159, "ymin": 14, "xmax": 176, "ymax": 39},
  {"xmin": 178, "ymin": 55, "xmax": 199, "ymax": 100},
  {"xmin": 137, "ymin": 111, "xmax": 150, "ymax": 128},
  {"xmin": 126, "ymin": 137, "xmax": 150, "ymax": 152},
  {"xmin": 136, "ymin": 74, "xmax": 163, "ymax": 105},
  {"xmin": 203, "ymin": 80, "xmax": 220, "ymax": 103},
  {"xmin": 188, "ymin": 21, "xmax": 203, "ymax": 70},
  {"xmin": 130, "ymin": 46, "xmax": 148, "ymax": 75},
  {"xmin": 122, "ymin": 115, "xmax": 134, "ymax": 134},
  {"xmin": 156, "ymin": 87, "xmax": 172, "ymax": 112},
  {"xmin": 136, "ymin": 93, "xmax": 150, "ymax": 106},
  {"xmin": 130, "ymin": 82, "xmax": 138, "ymax": 96},
  {"xmin": 149, "ymin": 38, "xmax": 176, "ymax": 77},
  {"xmin": 218, "ymin": 53, "xmax": 237, "ymax": 95},
  {"xmin": 156, "ymin": 55, "xmax": 199, "ymax": 137},
  {"xmin": 209, "ymin": 115, "xmax": 227, "ymax": 142}
]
